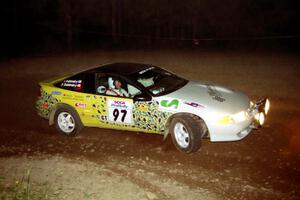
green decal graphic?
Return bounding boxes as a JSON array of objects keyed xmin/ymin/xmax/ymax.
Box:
[{"xmin": 160, "ymin": 99, "xmax": 179, "ymax": 109}]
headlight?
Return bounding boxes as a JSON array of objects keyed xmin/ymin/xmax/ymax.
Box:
[
  {"xmin": 232, "ymin": 111, "xmax": 247, "ymax": 122},
  {"xmin": 218, "ymin": 111, "xmax": 247, "ymax": 124},
  {"xmin": 255, "ymin": 112, "xmax": 265, "ymax": 126},
  {"xmin": 264, "ymin": 99, "xmax": 270, "ymax": 115}
]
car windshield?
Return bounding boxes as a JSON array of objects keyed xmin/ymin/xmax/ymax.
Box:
[{"xmin": 130, "ymin": 66, "xmax": 188, "ymax": 96}]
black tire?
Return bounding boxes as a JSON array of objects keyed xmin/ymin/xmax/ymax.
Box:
[
  {"xmin": 54, "ymin": 105, "xmax": 83, "ymax": 136},
  {"xmin": 170, "ymin": 115, "xmax": 205, "ymax": 153}
]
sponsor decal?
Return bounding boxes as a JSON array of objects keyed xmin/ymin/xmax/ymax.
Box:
[
  {"xmin": 184, "ymin": 101, "xmax": 205, "ymax": 109},
  {"xmin": 160, "ymin": 99, "xmax": 179, "ymax": 109},
  {"xmin": 206, "ymin": 84, "xmax": 226, "ymax": 102},
  {"xmin": 62, "ymin": 94, "xmax": 84, "ymax": 101},
  {"xmin": 62, "ymin": 79, "xmax": 82, "ymax": 84},
  {"xmin": 75, "ymin": 102, "xmax": 86, "ymax": 108},
  {"xmin": 108, "ymin": 99, "xmax": 133, "ymax": 124},
  {"xmin": 109, "ymin": 100, "xmax": 128, "ymax": 109},
  {"xmin": 51, "ymin": 91, "xmax": 61, "ymax": 95},
  {"xmin": 61, "ymin": 80, "xmax": 82, "ymax": 90}
]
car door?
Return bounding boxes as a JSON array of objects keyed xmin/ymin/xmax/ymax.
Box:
[
  {"xmin": 91, "ymin": 74, "xmax": 172, "ymax": 133},
  {"xmin": 132, "ymin": 97, "xmax": 173, "ymax": 134},
  {"xmin": 91, "ymin": 74, "xmax": 140, "ymax": 131},
  {"xmin": 106, "ymin": 96, "xmax": 134, "ymax": 128}
]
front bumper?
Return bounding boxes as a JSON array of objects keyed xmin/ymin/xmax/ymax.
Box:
[
  {"xmin": 210, "ymin": 98, "xmax": 270, "ymax": 142},
  {"xmin": 249, "ymin": 98, "xmax": 270, "ymax": 127}
]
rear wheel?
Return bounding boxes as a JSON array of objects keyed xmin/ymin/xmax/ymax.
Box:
[
  {"xmin": 54, "ymin": 106, "xmax": 83, "ymax": 136},
  {"xmin": 170, "ymin": 115, "xmax": 205, "ymax": 153}
]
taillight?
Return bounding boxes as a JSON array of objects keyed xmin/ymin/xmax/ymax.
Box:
[{"xmin": 42, "ymin": 103, "xmax": 49, "ymax": 108}]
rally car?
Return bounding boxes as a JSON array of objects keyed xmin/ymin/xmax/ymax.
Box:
[{"xmin": 36, "ymin": 62, "xmax": 270, "ymax": 153}]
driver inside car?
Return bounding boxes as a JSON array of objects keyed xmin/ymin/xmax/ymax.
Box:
[{"xmin": 106, "ymin": 78, "xmax": 129, "ymax": 97}]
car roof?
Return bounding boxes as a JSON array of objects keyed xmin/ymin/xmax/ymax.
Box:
[{"xmin": 87, "ymin": 62, "xmax": 155, "ymax": 76}]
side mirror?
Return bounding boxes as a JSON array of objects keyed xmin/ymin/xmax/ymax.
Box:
[{"xmin": 133, "ymin": 93, "xmax": 152, "ymax": 102}]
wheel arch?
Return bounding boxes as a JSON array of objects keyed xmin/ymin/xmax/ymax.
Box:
[
  {"xmin": 163, "ymin": 112, "xmax": 209, "ymax": 140},
  {"xmin": 49, "ymin": 103, "xmax": 79, "ymax": 126}
]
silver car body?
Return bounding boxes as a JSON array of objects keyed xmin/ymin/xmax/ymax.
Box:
[{"xmin": 155, "ymin": 80, "xmax": 260, "ymax": 142}]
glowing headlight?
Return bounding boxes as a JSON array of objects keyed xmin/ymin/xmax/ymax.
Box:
[
  {"xmin": 232, "ymin": 111, "xmax": 247, "ymax": 123},
  {"xmin": 264, "ymin": 99, "xmax": 270, "ymax": 115},
  {"xmin": 218, "ymin": 111, "xmax": 247, "ymax": 124},
  {"xmin": 255, "ymin": 112, "xmax": 265, "ymax": 126}
]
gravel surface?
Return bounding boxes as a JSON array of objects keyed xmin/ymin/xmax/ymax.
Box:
[{"xmin": 0, "ymin": 49, "xmax": 299, "ymax": 199}]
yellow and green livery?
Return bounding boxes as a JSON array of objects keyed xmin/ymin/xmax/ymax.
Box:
[{"xmin": 36, "ymin": 63, "xmax": 269, "ymax": 153}]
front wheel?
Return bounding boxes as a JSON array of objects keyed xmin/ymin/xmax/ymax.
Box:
[
  {"xmin": 170, "ymin": 115, "xmax": 205, "ymax": 153},
  {"xmin": 54, "ymin": 106, "xmax": 83, "ymax": 136}
]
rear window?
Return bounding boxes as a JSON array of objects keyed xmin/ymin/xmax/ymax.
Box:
[{"xmin": 55, "ymin": 73, "xmax": 95, "ymax": 94}]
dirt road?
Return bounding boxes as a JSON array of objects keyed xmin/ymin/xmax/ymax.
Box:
[{"xmin": 0, "ymin": 49, "xmax": 299, "ymax": 199}]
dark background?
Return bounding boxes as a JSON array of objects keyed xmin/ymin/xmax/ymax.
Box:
[
  {"xmin": 0, "ymin": 1, "xmax": 299, "ymax": 199},
  {"xmin": 1, "ymin": 0, "xmax": 299, "ymax": 56}
]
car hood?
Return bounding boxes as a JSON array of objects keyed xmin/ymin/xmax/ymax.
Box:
[{"xmin": 165, "ymin": 81, "xmax": 250, "ymax": 114}]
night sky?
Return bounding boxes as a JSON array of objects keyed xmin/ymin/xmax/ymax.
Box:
[{"xmin": 1, "ymin": 0, "xmax": 299, "ymax": 55}]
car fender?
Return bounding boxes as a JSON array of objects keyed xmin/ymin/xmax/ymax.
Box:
[
  {"xmin": 163, "ymin": 112, "xmax": 208, "ymax": 140},
  {"xmin": 49, "ymin": 103, "xmax": 79, "ymax": 126}
]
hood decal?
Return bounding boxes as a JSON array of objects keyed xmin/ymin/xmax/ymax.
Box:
[
  {"xmin": 184, "ymin": 101, "xmax": 205, "ymax": 109},
  {"xmin": 206, "ymin": 84, "xmax": 226, "ymax": 102},
  {"xmin": 160, "ymin": 99, "xmax": 179, "ymax": 109},
  {"xmin": 160, "ymin": 81, "xmax": 249, "ymax": 114}
]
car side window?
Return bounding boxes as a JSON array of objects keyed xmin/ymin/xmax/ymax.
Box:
[
  {"xmin": 95, "ymin": 75, "xmax": 141, "ymax": 98},
  {"xmin": 57, "ymin": 74, "xmax": 84, "ymax": 92},
  {"xmin": 127, "ymin": 84, "xmax": 141, "ymax": 96},
  {"xmin": 95, "ymin": 75, "xmax": 109, "ymax": 94},
  {"xmin": 55, "ymin": 73, "xmax": 95, "ymax": 94}
]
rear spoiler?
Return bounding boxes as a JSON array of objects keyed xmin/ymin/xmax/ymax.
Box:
[{"xmin": 38, "ymin": 73, "xmax": 73, "ymax": 86}]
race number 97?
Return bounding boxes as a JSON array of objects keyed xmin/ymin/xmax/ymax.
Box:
[
  {"xmin": 107, "ymin": 99, "xmax": 133, "ymax": 124},
  {"xmin": 113, "ymin": 109, "xmax": 127, "ymax": 122}
]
